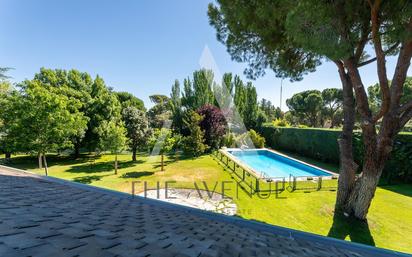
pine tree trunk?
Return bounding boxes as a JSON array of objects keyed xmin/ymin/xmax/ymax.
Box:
[
  {"xmin": 335, "ymin": 63, "xmax": 357, "ymax": 210},
  {"xmin": 38, "ymin": 152, "xmax": 43, "ymax": 169},
  {"xmin": 346, "ymin": 171, "xmax": 380, "ymax": 219},
  {"xmin": 74, "ymin": 143, "xmax": 81, "ymax": 159},
  {"xmin": 43, "ymin": 153, "xmax": 48, "ymax": 176},
  {"xmin": 132, "ymin": 147, "xmax": 137, "ymax": 162},
  {"xmin": 5, "ymin": 152, "xmax": 11, "ymax": 162}
]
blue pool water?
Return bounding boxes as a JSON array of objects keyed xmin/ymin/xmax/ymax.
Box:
[{"xmin": 228, "ymin": 150, "xmax": 332, "ymax": 178}]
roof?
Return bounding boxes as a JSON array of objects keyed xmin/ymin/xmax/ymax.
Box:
[{"xmin": 0, "ymin": 165, "xmax": 408, "ymax": 257}]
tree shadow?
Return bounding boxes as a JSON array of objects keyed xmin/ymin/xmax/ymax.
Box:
[
  {"xmin": 327, "ymin": 213, "xmax": 375, "ymax": 246},
  {"xmin": 120, "ymin": 171, "xmax": 154, "ymax": 179},
  {"xmin": 379, "ymin": 184, "xmax": 412, "ymax": 197},
  {"xmin": 73, "ymin": 175, "xmax": 107, "ymax": 184},
  {"xmin": 67, "ymin": 160, "xmax": 140, "ymax": 173}
]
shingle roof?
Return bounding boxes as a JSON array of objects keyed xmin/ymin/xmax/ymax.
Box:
[{"xmin": 0, "ymin": 166, "xmax": 408, "ymax": 257}]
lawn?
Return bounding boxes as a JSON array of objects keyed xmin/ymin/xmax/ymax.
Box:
[{"xmin": 2, "ymin": 152, "xmax": 411, "ymax": 254}]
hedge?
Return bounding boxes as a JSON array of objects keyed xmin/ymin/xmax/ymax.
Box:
[{"xmin": 259, "ymin": 125, "xmax": 412, "ymax": 183}]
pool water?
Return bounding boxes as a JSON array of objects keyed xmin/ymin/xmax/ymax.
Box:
[{"xmin": 228, "ymin": 150, "xmax": 332, "ymax": 178}]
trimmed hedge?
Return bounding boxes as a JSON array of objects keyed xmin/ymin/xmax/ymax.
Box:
[{"xmin": 260, "ymin": 125, "xmax": 412, "ymax": 183}]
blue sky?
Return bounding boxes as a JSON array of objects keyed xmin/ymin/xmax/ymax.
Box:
[{"xmin": 0, "ymin": 0, "xmax": 410, "ymax": 109}]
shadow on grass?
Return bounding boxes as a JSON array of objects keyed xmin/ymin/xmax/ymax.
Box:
[
  {"xmin": 327, "ymin": 213, "xmax": 375, "ymax": 246},
  {"xmin": 73, "ymin": 175, "xmax": 108, "ymax": 184},
  {"xmin": 120, "ymin": 171, "xmax": 154, "ymax": 179},
  {"xmin": 67, "ymin": 160, "xmax": 142, "ymax": 173},
  {"xmin": 379, "ymin": 184, "xmax": 412, "ymax": 198}
]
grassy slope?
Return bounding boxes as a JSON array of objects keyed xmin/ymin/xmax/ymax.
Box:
[{"xmin": 2, "ymin": 152, "xmax": 411, "ymax": 254}]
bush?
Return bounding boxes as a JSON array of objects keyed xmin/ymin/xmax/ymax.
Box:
[
  {"xmin": 259, "ymin": 125, "xmax": 412, "ymax": 183},
  {"xmin": 272, "ymin": 118, "xmax": 290, "ymax": 127},
  {"xmin": 248, "ymin": 129, "xmax": 265, "ymax": 148}
]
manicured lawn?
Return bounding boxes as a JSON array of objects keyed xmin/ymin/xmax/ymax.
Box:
[{"xmin": 2, "ymin": 152, "xmax": 411, "ymax": 254}]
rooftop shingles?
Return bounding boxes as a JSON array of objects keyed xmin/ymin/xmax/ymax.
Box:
[{"xmin": 0, "ymin": 166, "xmax": 408, "ymax": 257}]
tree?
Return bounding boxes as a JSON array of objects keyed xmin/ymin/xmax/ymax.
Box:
[
  {"xmin": 182, "ymin": 69, "xmax": 215, "ymax": 110},
  {"xmin": 368, "ymin": 77, "xmax": 412, "ymax": 114},
  {"xmin": 98, "ymin": 120, "xmax": 127, "ymax": 175},
  {"xmin": 122, "ymin": 107, "xmax": 151, "ymax": 161},
  {"xmin": 115, "ymin": 91, "xmax": 145, "ymax": 111},
  {"xmin": 0, "ymin": 81, "xmax": 16, "ymax": 161},
  {"xmin": 13, "ymin": 79, "xmax": 87, "ymax": 174},
  {"xmin": 209, "ymin": 0, "xmax": 412, "ymax": 219},
  {"xmin": 148, "ymin": 128, "xmax": 176, "ymax": 171},
  {"xmin": 197, "ymin": 104, "xmax": 227, "ymax": 150},
  {"xmin": 286, "ymin": 90, "xmax": 323, "ymax": 127},
  {"xmin": 181, "ymin": 110, "xmax": 207, "ymax": 156},
  {"xmin": 170, "ymin": 80, "xmax": 184, "ymax": 133},
  {"xmin": 147, "ymin": 95, "xmax": 172, "ymax": 129},
  {"xmin": 85, "ymin": 76, "xmax": 122, "ymax": 152},
  {"xmin": 322, "ymin": 88, "xmax": 343, "ymax": 128},
  {"xmin": 33, "ymin": 68, "xmax": 94, "ymax": 158},
  {"xmin": 0, "ymin": 67, "xmax": 12, "ymax": 81}
]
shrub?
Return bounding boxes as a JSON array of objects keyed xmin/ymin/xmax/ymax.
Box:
[
  {"xmin": 272, "ymin": 118, "xmax": 290, "ymax": 127},
  {"xmin": 181, "ymin": 110, "xmax": 207, "ymax": 156},
  {"xmin": 248, "ymin": 129, "xmax": 265, "ymax": 148}
]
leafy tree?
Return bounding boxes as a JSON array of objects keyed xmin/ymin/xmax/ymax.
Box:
[
  {"xmin": 98, "ymin": 120, "xmax": 127, "ymax": 174},
  {"xmin": 197, "ymin": 104, "xmax": 227, "ymax": 150},
  {"xmin": 85, "ymin": 76, "xmax": 122, "ymax": 151},
  {"xmin": 243, "ymin": 82, "xmax": 259, "ymax": 129},
  {"xmin": 170, "ymin": 80, "xmax": 184, "ymax": 133},
  {"xmin": 147, "ymin": 95, "xmax": 172, "ymax": 129},
  {"xmin": 14, "ymin": 79, "xmax": 87, "ymax": 174},
  {"xmin": 321, "ymin": 88, "xmax": 343, "ymax": 128},
  {"xmin": 115, "ymin": 91, "xmax": 145, "ymax": 111},
  {"xmin": 122, "ymin": 107, "xmax": 151, "ymax": 161},
  {"xmin": 209, "ymin": 0, "xmax": 412, "ymax": 219},
  {"xmin": 182, "ymin": 69, "xmax": 215, "ymax": 110},
  {"xmin": 0, "ymin": 81, "xmax": 17, "ymax": 161},
  {"xmin": 149, "ymin": 128, "xmax": 176, "ymax": 171},
  {"xmin": 286, "ymin": 90, "xmax": 323, "ymax": 127},
  {"xmin": 32, "ymin": 68, "xmax": 94, "ymax": 158},
  {"xmin": 181, "ymin": 110, "xmax": 207, "ymax": 156},
  {"xmin": 260, "ymin": 99, "xmax": 282, "ymax": 121}
]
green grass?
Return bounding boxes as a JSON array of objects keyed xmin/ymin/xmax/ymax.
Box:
[{"xmin": 2, "ymin": 152, "xmax": 411, "ymax": 254}]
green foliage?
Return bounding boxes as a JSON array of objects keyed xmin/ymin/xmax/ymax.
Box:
[
  {"xmin": 368, "ymin": 77, "xmax": 412, "ymax": 113},
  {"xmin": 170, "ymin": 80, "xmax": 184, "ymax": 133},
  {"xmin": 149, "ymin": 128, "xmax": 176, "ymax": 155},
  {"xmin": 13, "ymin": 79, "xmax": 88, "ymax": 154},
  {"xmin": 97, "ymin": 120, "xmax": 127, "ymax": 154},
  {"xmin": 122, "ymin": 107, "xmax": 151, "ymax": 159},
  {"xmin": 248, "ymin": 129, "xmax": 265, "ymax": 148},
  {"xmin": 182, "ymin": 69, "xmax": 215, "ymax": 110},
  {"xmin": 286, "ymin": 90, "xmax": 323, "ymax": 127},
  {"xmin": 147, "ymin": 94, "xmax": 172, "ymax": 129},
  {"xmin": 260, "ymin": 98, "xmax": 282, "ymax": 121},
  {"xmin": 115, "ymin": 91, "xmax": 145, "ymax": 111},
  {"xmin": 222, "ymin": 132, "xmax": 236, "ymax": 148},
  {"xmin": 181, "ymin": 110, "xmax": 207, "ymax": 156},
  {"xmin": 272, "ymin": 118, "xmax": 290, "ymax": 127}
]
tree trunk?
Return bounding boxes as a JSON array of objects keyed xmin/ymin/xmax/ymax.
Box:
[
  {"xmin": 132, "ymin": 147, "xmax": 137, "ymax": 162},
  {"xmin": 43, "ymin": 153, "xmax": 48, "ymax": 176},
  {"xmin": 161, "ymin": 154, "xmax": 164, "ymax": 171},
  {"xmin": 334, "ymin": 62, "xmax": 358, "ymax": 210},
  {"xmin": 5, "ymin": 152, "xmax": 11, "ymax": 162},
  {"xmin": 345, "ymin": 170, "xmax": 381, "ymax": 219},
  {"xmin": 114, "ymin": 154, "xmax": 118, "ymax": 175},
  {"xmin": 74, "ymin": 143, "xmax": 81, "ymax": 159},
  {"xmin": 38, "ymin": 152, "xmax": 43, "ymax": 169}
]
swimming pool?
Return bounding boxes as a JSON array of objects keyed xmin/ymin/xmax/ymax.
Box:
[{"xmin": 226, "ymin": 149, "xmax": 334, "ymax": 178}]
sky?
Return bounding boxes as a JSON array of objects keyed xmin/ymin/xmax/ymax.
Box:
[{"xmin": 0, "ymin": 0, "xmax": 410, "ymax": 109}]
